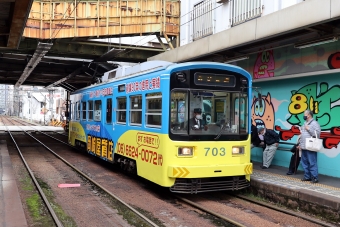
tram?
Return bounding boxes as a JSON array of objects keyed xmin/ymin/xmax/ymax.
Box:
[{"xmin": 68, "ymin": 61, "xmax": 253, "ymax": 193}]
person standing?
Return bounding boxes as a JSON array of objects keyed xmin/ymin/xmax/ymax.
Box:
[
  {"xmin": 300, "ymin": 110, "xmax": 321, "ymax": 183},
  {"xmin": 260, "ymin": 127, "xmax": 280, "ymax": 169}
]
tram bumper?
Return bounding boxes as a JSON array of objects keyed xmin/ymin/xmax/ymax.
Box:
[
  {"xmin": 168, "ymin": 163, "xmax": 252, "ymax": 178},
  {"xmin": 168, "ymin": 163, "xmax": 252, "ymax": 193}
]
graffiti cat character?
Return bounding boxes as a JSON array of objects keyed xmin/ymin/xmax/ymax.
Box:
[
  {"xmin": 251, "ymin": 93, "xmax": 275, "ymax": 130},
  {"xmin": 253, "ymin": 50, "xmax": 275, "ymax": 79},
  {"xmin": 287, "ymin": 82, "xmax": 340, "ymax": 130}
]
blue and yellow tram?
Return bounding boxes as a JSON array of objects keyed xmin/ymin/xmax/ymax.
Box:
[{"xmin": 68, "ymin": 61, "xmax": 253, "ymax": 193}]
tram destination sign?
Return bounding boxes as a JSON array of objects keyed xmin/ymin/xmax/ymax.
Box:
[{"xmin": 194, "ymin": 73, "xmax": 236, "ymax": 87}]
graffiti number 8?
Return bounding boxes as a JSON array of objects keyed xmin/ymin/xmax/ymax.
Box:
[{"xmin": 289, "ymin": 94, "xmax": 307, "ymax": 114}]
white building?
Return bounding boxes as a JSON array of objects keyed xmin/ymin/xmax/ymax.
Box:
[
  {"xmin": 18, "ymin": 86, "xmax": 67, "ymax": 124},
  {"xmin": 179, "ymin": 0, "xmax": 305, "ymax": 46},
  {"xmin": 0, "ymin": 84, "xmax": 14, "ymax": 115}
]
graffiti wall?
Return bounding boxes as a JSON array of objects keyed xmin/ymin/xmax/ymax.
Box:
[
  {"xmin": 238, "ymin": 41, "xmax": 340, "ymax": 78},
  {"xmin": 251, "ymin": 74, "xmax": 340, "ymax": 177}
]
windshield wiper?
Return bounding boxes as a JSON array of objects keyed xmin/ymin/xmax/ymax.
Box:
[{"xmin": 214, "ymin": 122, "xmax": 230, "ymax": 140}]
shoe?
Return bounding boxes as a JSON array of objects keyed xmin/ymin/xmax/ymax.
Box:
[
  {"xmin": 261, "ymin": 166, "xmax": 268, "ymax": 169},
  {"xmin": 301, "ymin": 178, "xmax": 311, "ymax": 181},
  {"xmin": 286, "ymin": 172, "xmax": 293, "ymax": 175},
  {"xmin": 311, "ymin": 178, "xmax": 319, "ymax": 183}
]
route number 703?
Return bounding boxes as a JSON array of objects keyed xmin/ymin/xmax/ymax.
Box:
[{"xmin": 204, "ymin": 147, "xmax": 226, "ymax": 156}]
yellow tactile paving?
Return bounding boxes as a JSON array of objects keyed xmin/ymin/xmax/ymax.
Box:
[{"xmin": 252, "ymin": 170, "xmax": 340, "ymax": 197}]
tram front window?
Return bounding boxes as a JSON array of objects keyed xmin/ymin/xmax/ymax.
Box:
[
  {"xmin": 170, "ymin": 90, "xmax": 248, "ymax": 135},
  {"xmin": 170, "ymin": 91, "xmax": 188, "ymax": 134}
]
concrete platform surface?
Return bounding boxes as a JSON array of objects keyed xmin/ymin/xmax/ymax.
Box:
[
  {"xmin": 0, "ymin": 140, "xmax": 28, "ymax": 227},
  {"xmin": 251, "ymin": 161, "xmax": 340, "ymax": 223},
  {"xmin": 0, "ymin": 125, "xmax": 64, "ymax": 132}
]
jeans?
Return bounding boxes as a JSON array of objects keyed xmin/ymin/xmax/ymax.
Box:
[{"xmin": 301, "ymin": 149, "xmax": 318, "ymax": 179}]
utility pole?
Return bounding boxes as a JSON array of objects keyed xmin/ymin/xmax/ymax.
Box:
[
  {"xmin": 13, "ymin": 87, "xmax": 20, "ymax": 116},
  {"xmin": 48, "ymin": 89, "xmax": 54, "ymax": 121},
  {"xmin": 27, "ymin": 92, "xmax": 32, "ymax": 122},
  {"xmin": 44, "ymin": 95, "xmax": 46, "ymax": 125}
]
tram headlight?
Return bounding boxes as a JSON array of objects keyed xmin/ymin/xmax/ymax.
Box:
[
  {"xmin": 232, "ymin": 146, "xmax": 244, "ymax": 155},
  {"xmin": 178, "ymin": 147, "xmax": 193, "ymax": 156}
]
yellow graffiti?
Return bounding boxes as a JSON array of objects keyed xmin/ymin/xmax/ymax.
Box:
[
  {"xmin": 173, "ymin": 167, "xmax": 190, "ymax": 178},
  {"xmin": 289, "ymin": 93, "xmax": 308, "ymax": 114},
  {"xmin": 309, "ymin": 97, "xmax": 319, "ymax": 114}
]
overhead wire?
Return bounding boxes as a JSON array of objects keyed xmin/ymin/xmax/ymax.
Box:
[
  {"xmin": 45, "ymin": 1, "xmax": 223, "ymax": 59},
  {"xmin": 105, "ymin": 1, "xmax": 213, "ymax": 54},
  {"xmin": 48, "ymin": 1, "xmax": 193, "ymax": 47},
  {"xmin": 107, "ymin": 2, "xmax": 224, "ymax": 62},
  {"xmin": 48, "ymin": 0, "xmax": 84, "ymax": 43},
  {"xmin": 45, "ymin": 1, "xmax": 224, "ymax": 88}
]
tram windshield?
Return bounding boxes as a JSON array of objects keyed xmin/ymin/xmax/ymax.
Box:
[{"xmin": 170, "ymin": 89, "xmax": 248, "ymax": 135}]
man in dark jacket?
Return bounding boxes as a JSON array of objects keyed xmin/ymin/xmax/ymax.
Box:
[
  {"xmin": 188, "ymin": 108, "xmax": 208, "ymax": 130},
  {"xmin": 259, "ymin": 127, "xmax": 280, "ymax": 169}
]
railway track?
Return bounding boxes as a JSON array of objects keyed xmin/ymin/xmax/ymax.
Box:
[
  {"xmin": 174, "ymin": 193, "xmax": 337, "ymax": 227},
  {"xmin": 7, "ymin": 127, "xmax": 159, "ymax": 227},
  {"xmin": 3, "ymin": 115, "xmax": 336, "ymax": 226},
  {"xmin": 233, "ymin": 194, "xmax": 336, "ymax": 227},
  {"xmin": 0, "ymin": 115, "xmax": 36, "ymax": 126}
]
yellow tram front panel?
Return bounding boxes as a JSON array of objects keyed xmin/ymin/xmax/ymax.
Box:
[{"xmin": 115, "ymin": 130, "xmax": 252, "ymax": 187}]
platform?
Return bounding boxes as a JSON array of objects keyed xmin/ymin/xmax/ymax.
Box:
[
  {"xmin": 1, "ymin": 137, "xmax": 339, "ymax": 225},
  {"xmin": 250, "ymin": 161, "xmax": 340, "ymax": 223},
  {"xmin": 0, "ymin": 140, "xmax": 28, "ymax": 227},
  {"xmin": 0, "ymin": 125, "xmax": 64, "ymax": 132}
]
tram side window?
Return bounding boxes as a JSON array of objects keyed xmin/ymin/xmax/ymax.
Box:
[
  {"xmin": 170, "ymin": 91, "xmax": 188, "ymax": 134},
  {"xmin": 88, "ymin": 100, "xmax": 93, "ymax": 120},
  {"xmin": 70, "ymin": 103, "xmax": 74, "ymax": 120},
  {"xmin": 130, "ymin": 95, "xmax": 142, "ymax": 126},
  {"xmin": 106, "ymin": 98, "xmax": 112, "ymax": 124},
  {"xmin": 232, "ymin": 93, "xmax": 248, "ymax": 133},
  {"xmin": 117, "ymin": 97, "xmax": 126, "ymax": 124},
  {"xmin": 82, "ymin": 102, "xmax": 86, "ymax": 120},
  {"xmin": 73, "ymin": 103, "xmax": 77, "ymax": 120},
  {"xmin": 76, "ymin": 102, "xmax": 80, "ymax": 120},
  {"xmin": 146, "ymin": 93, "xmax": 162, "ymax": 128},
  {"xmin": 94, "ymin": 100, "xmax": 102, "ymax": 121}
]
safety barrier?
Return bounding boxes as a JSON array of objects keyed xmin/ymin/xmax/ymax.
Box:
[{"xmin": 48, "ymin": 119, "xmax": 64, "ymax": 127}]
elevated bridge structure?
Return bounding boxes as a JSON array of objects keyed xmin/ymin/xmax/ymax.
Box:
[
  {"xmin": 1, "ymin": 0, "xmax": 340, "ymax": 93},
  {"xmin": 0, "ymin": 0, "xmax": 180, "ymax": 91}
]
